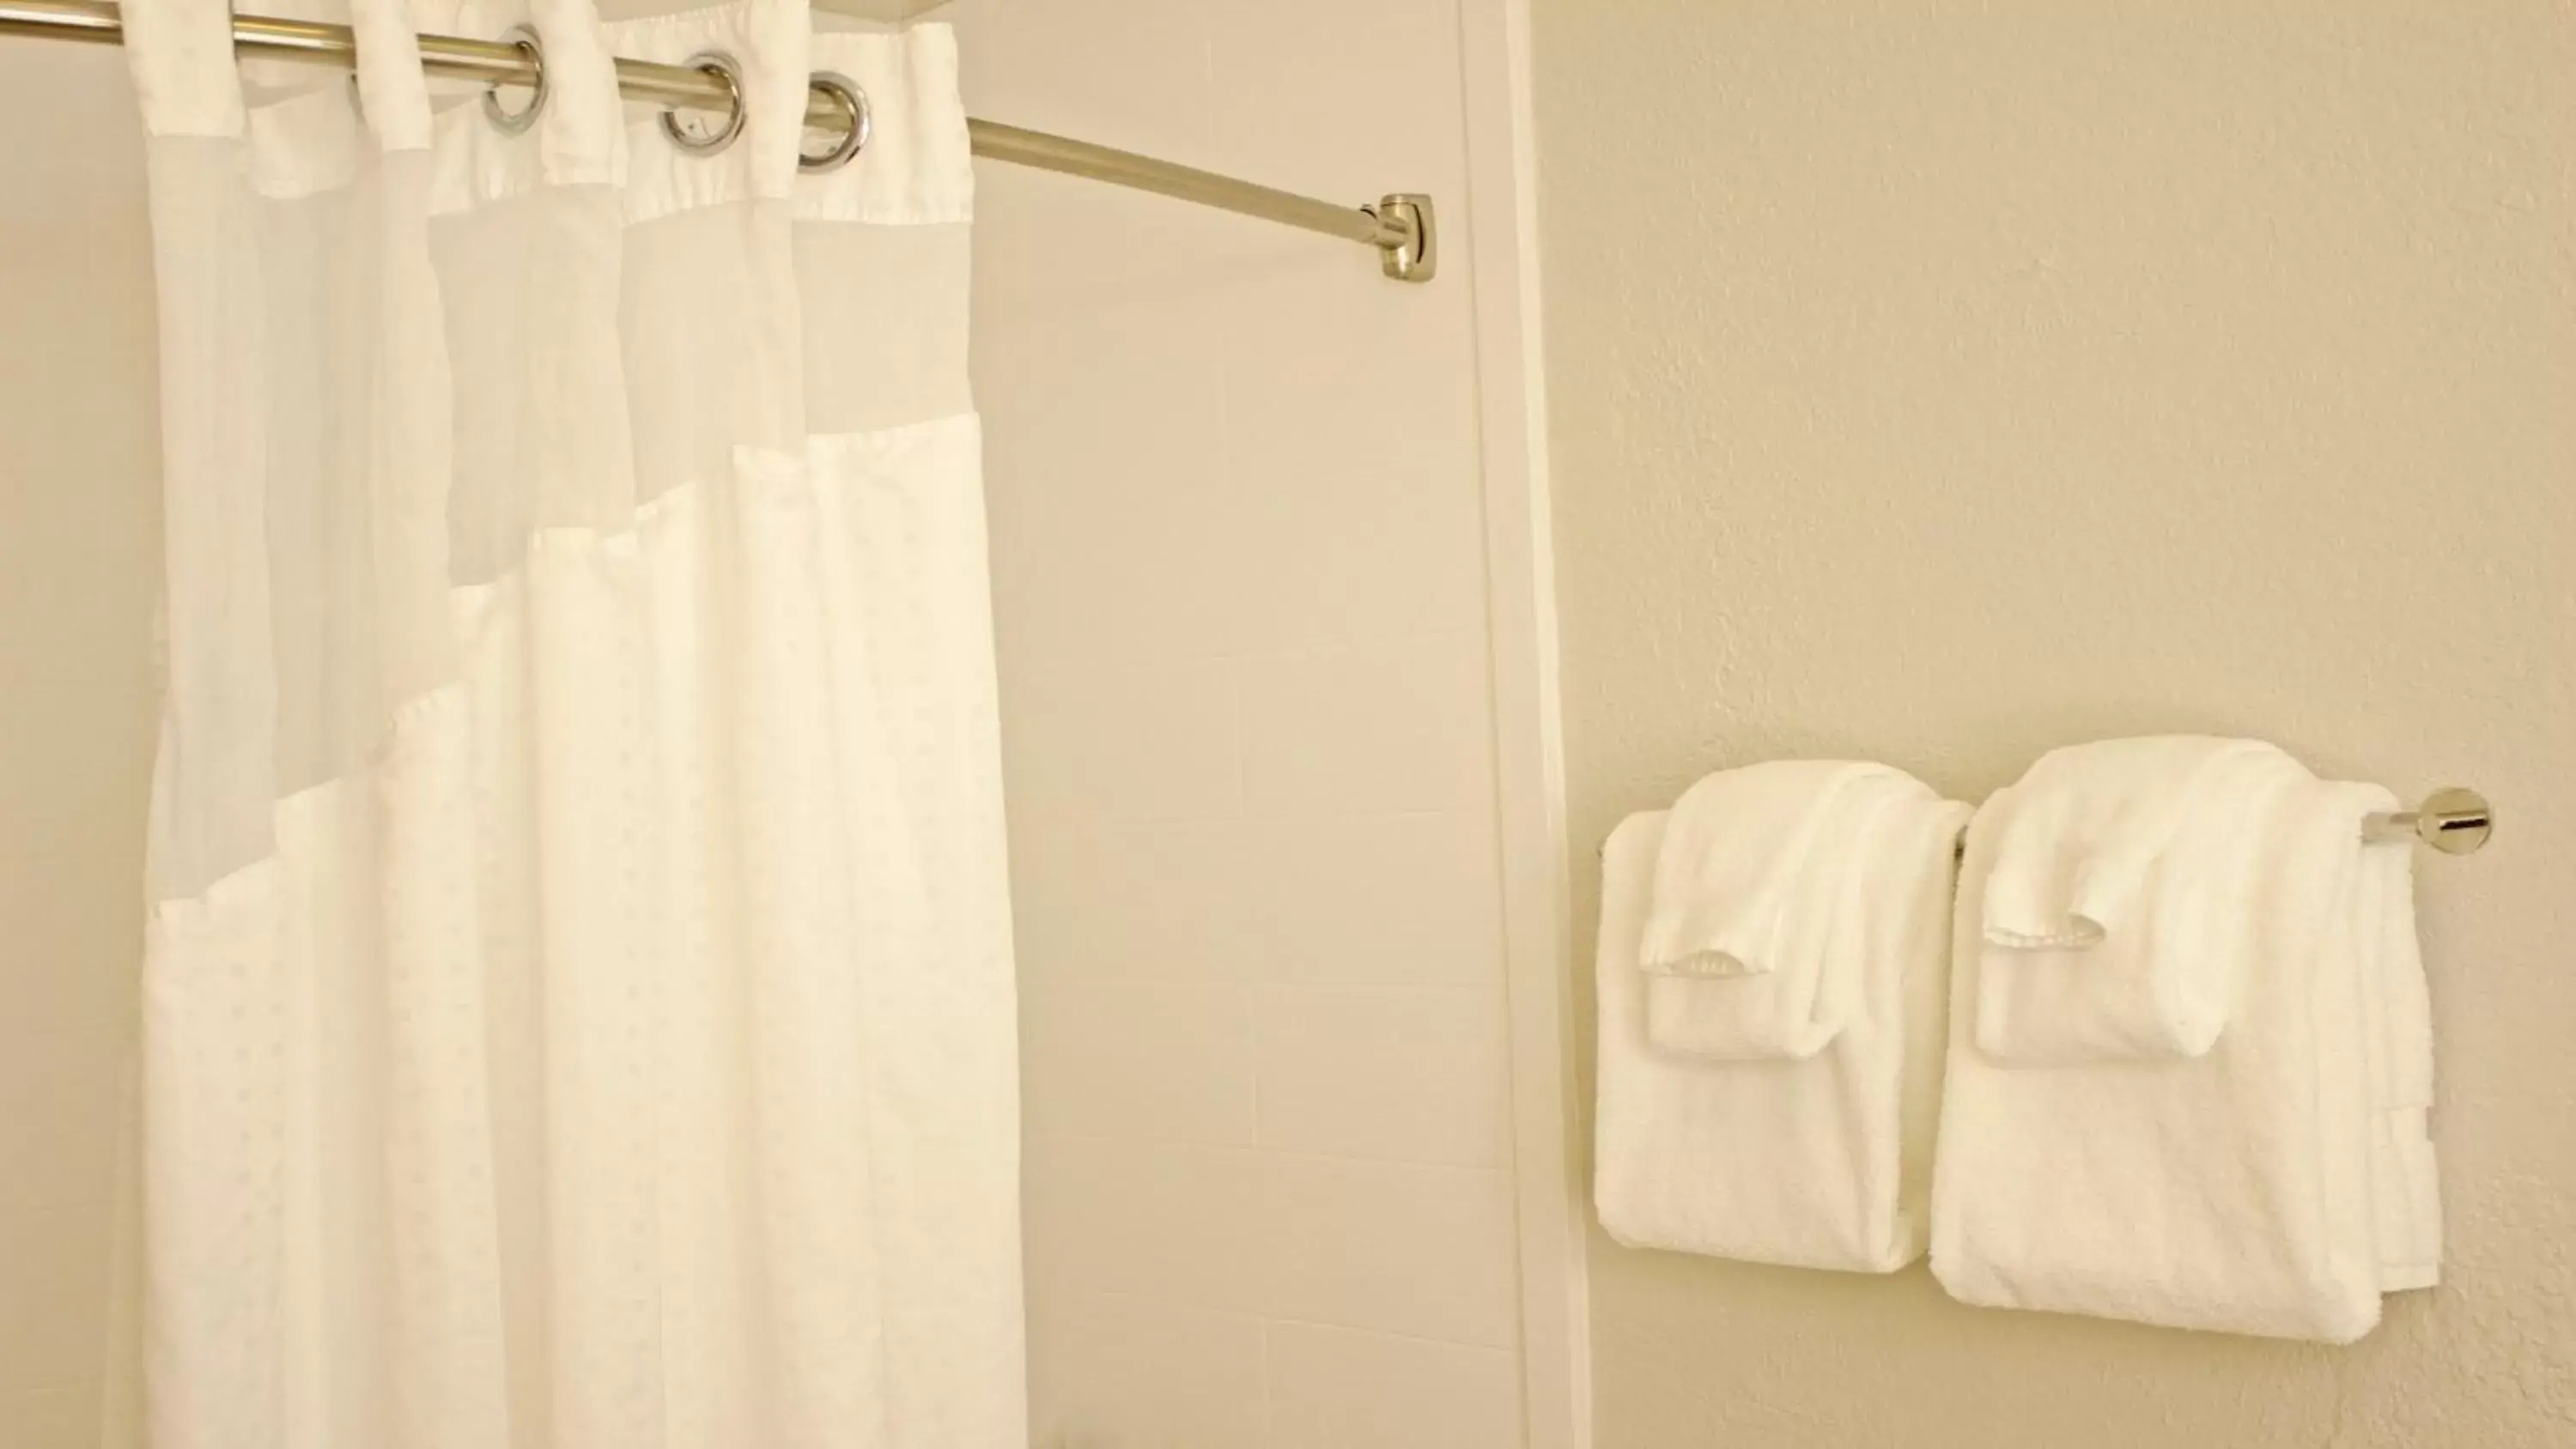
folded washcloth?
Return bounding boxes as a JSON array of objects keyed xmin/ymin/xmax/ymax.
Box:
[
  {"xmin": 1930, "ymin": 770, "xmax": 2442, "ymax": 1342},
  {"xmin": 1595, "ymin": 789, "xmax": 1972, "ymax": 1272},
  {"xmin": 1976, "ymin": 737, "xmax": 2312, "ymax": 1063},
  {"xmin": 1641, "ymin": 761, "xmax": 1941, "ymax": 1059}
]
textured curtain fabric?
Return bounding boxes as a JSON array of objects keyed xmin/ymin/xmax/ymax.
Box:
[{"xmin": 113, "ymin": 1, "xmax": 1022, "ymax": 1443}]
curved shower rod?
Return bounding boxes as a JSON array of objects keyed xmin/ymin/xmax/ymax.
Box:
[{"xmin": 0, "ymin": 0, "xmax": 1437, "ymax": 282}]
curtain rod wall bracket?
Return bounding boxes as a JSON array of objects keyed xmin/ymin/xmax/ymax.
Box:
[{"xmin": 1369, "ymin": 193, "xmax": 1435, "ymax": 283}]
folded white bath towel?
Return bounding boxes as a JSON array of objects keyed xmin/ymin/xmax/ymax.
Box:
[
  {"xmin": 1595, "ymin": 788, "xmax": 1971, "ymax": 1272},
  {"xmin": 1641, "ymin": 761, "xmax": 1937, "ymax": 1059},
  {"xmin": 1930, "ymin": 771, "xmax": 2442, "ymax": 1342},
  {"xmin": 1976, "ymin": 737, "xmax": 2314, "ymax": 1063}
]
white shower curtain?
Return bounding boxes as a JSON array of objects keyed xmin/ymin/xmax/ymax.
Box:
[{"xmin": 115, "ymin": 0, "xmax": 1023, "ymax": 1443}]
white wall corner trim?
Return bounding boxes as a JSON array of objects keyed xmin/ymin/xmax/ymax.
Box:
[{"xmin": 1459, "ymin": 1, "xmax": 1589, "ymax": 1444}]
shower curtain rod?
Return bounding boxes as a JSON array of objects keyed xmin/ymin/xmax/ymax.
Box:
[{"xmin": 0, "ymin": 0, "xmax": 1437, "ymax": 282}]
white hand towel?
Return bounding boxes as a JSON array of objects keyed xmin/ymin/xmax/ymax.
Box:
[
  {"xmin": 1976, "ymin": 737, "xmax": 2311, "ymax": 1062},
  {"xmin": 1929, "ymin": 773, "xmax": 2442, "ymax": 1342},
  {"xmin": 1641, "ymin": 761, "xmax": 1935, "ymax": 1060},
  {"xmin": 1595, "ymin": 792, "xmax": 1971, "ymax": 1272},
  {"xmin": 2350, "ymin": 825, "xmax": 2445, "ymax": 1293}
]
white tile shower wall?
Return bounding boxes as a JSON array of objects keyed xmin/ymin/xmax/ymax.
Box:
[
  {"xmin": 0, "ymin": 40, "xmax": 159, "ymax": 1449},
  {"xmin": 946, "ymin": 0, "xmax": 1528, "ymax": 1442}
]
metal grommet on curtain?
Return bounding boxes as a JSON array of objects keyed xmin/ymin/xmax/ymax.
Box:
[
  {"xmin": 479, "ymin": 24, "xmax": 548, "ymax": 136},
  {"xmin": 659, "ymin": 50, "xmax": 748, "ymax": 157},
  {"xmin": 798, "ymin": 71, "xmax": 870, "ymax": 173}
]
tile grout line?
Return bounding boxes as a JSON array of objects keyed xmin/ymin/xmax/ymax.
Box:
[
  {"xmin": 1073, "ymin": 1283, "xmax": 1520, "ymax": 1358},
  {"xmin": 0, "ymin": 1379, "xmax": 100, "ymax": 1409},
  {"xmin": 1004, "ymin": 620, "xmax": 1495, "ymax": 676},
  {"xmin": 1030, "ymin": 1125, "xmax": 1516, "ymax": 1177}
]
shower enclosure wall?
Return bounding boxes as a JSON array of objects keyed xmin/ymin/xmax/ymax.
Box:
[
  {"xmin": 0, "ymin": 1, "xmax": 1575, "ymax": 1446},
  {"xmin": 952, "ymin": 0, "xmax": 1571, "ymax": 1441}
]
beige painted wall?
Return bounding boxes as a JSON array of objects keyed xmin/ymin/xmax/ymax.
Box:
[
  {"xmin": 0, "ymin": 41, "xmax": 158, "ymax": 1449},
  {"xmin": 1532, "ymin": 3, "xmax": 2575, "ymax": 1446}
]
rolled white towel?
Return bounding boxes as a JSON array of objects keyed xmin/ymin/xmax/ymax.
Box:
[
  {"xmin": 1976, "ymin": 737, "xmax": 2311, "ymax": 1063},
  {"xmin": 1641, "ymin": 761, "xmax": 1946, "ymax": 1060}
]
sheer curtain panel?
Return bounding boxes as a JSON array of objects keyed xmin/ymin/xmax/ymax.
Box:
[{"xmin": 114, "ymin": 0, "xmax": 1022, "ymax": 1443}]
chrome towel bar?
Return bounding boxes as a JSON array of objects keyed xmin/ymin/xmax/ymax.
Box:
[{"xmin": 1596, "ymin": 786, "xmax": 2497, "ymax": 863}]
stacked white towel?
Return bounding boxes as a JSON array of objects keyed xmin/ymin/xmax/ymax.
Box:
[
  {"xmin": 1932, "ymin": 741, "xmax": 2442, "ymax": 1342},
  {"xmin": 1974, "ymin": 737, "xmax": 2308, "ymax": 1063},
  {"xmin": 1637, "ymin": 761, "xmax": 1931, "ymax": 1059},
  {"xmin": 1596, "ymin": 762, "xmax": 1971, "ymax": 1272}
]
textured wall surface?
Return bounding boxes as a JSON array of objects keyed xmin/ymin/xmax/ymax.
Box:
[
  {"xmin": 1531, "ymin": 2, "xmax": 2576, "ymax": 1445},
  {"xmin": 0, "ymin": 41, "xmax": 159, "ymax": 1449}
]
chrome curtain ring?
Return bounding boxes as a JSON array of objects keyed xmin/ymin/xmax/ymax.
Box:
[
  {"xmin": 659, "ymin": 50, "xmax": 748, "ymax": 156},
  {"xmin": 479, "ymin": 24, "xmax": 547, "ymax": 136},
  {"xmin": 798, "ymin": 71, "xmax": 870, "ymax": 174}
]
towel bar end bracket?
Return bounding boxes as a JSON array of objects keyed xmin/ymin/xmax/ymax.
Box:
[{"xmin": 2370, "ymin": 785, "xmax": 2492, "ymax": 856}]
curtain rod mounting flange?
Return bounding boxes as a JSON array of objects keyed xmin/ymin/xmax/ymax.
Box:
[{"xmin": 1369, "ymin": 193, "xmax": 1435, "ymax": 283}]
